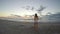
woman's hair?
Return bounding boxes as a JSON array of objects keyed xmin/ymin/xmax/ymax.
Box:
[{"xmin": 35, "ymin": 13, "xmax": 38, "ymax": 17}]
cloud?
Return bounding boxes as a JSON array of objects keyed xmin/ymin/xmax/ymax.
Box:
[
  {"xmin": 37, "ymin": 6, "xmax": 46, "ymax": 12},
  {"xmin": 25, "ymin": 6, "xmax": 30, "ymax": 10},
  {"xmin": 42, "ymin": 13, "xmax": 60, "ymax": 22},
  {"xmin": 46, "ymin": 12, "xmax": 52, "ymax": 15},
  {"xmin": 11, "ymin": 14, "xmax": 21, "ymax": 17},
  {"xmin": 22, "ymin": 5, "xmax": 46, "ymax": 16},
  {"xmin": 22, "ymin": 6, "xmax": 30, "ymax": 10},
  {"xmin": 22, "ymin": 5, "xmax": 46, "ymax": 12},
  {"xmin": 31, "ymin": 7, "xmax": 34, "ymax": 10}
]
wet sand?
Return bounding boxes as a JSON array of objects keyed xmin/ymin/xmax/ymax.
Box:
[{"xmin": 0, "ymin": 19, "xmax": 60, "ymax": 34}]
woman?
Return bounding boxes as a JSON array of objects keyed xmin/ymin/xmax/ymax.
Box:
[{"xmin": 34, "ymin": 13, "xmax": 39, "ymax": 31}]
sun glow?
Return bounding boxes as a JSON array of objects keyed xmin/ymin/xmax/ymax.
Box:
[{"xmin": 13, "ymin": 9, "xmax": 40, "ymax": 17}]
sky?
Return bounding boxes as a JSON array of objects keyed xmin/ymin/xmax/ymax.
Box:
[{"xmin": 0, "ymin": 0, "xmax": 60, "ymax": 17}]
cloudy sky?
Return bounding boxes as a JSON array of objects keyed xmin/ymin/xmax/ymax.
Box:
[{"xmin": 0, "ymin": 0, "xmax": 60, "ymax": 17}]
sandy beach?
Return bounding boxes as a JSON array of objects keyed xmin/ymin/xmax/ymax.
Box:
[{"xmin": 0, "ymin": 19, "xmax": 60, "ymax": 34}]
